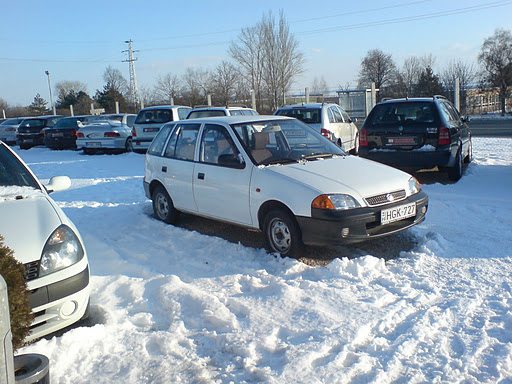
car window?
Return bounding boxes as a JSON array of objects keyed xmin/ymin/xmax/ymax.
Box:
[
  {"xmin": 164, "ymin": 123, "xmax": 200, "ymax": 160},
  {"xmin": 275, "ymin": 108, "xmax": 321, "ymax": 124},
  {"xmin": 368, "ymin": 102, "xmax": 436, "ymax": 125},
  {"xmin": 126, "ymin": 115, "xmax": 136, "ymax": 127},
  {"xmin": 327, "ymin": 107, "xmax": 335, "ymax": 123},
  {"xmin": 331, "ymin": 107, "xmax": 343, "ymax": 123},
  {"xmin": 20, "ymin": 119, "xmax": 45, "ymax": 128},
  {"xmin": 229, "ymin": 110, "xmax": 243, "ymax": 116},
  {"xmin": 0, "ymin": 145, "xmax": 39, "ymax": 189},
  {"xmin": 187, "ymin": 110, "xmax": 226, "ymax": 119},
  {"xmin": 438, "ymin": 102, "xmax": 457, "ymax": 122},
  {"xmin": 443, "ymin": 101, "xmax": 461, "ymax": 121},
  {"xmin": 148, "ymin": 124, "xmax": 174, "ymax": 156},
  {"xmin": 339, "ymin": 107, "xmax": 351, "ymax": 123},
  {"xmin": 200, "ymin": 124, "xmax": 239, "ymax": 165},
  {"xmin": 135, "ymin": 109, "xmax": 173, "ymax": 124},
  {"xmin": 178, "ymin": 108, "xmax": 191, "ymax": 120},
  {"xmin": 1, "ymin": 118, "xmax": 22, "ymax": 125}
]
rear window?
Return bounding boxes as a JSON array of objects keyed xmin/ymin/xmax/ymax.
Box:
[
  {"xmin": 20, "ymin": 119, "xmax": 46, "ymax": 128},
  {"xmin": 0, "ymin": 118, "xmax": 23, "ymax": 126},
  {"xmin": 187, "ymin": 110, "xmax": 226, "ymax": 119},
  {"xmin": 367, "ymin": 102, "xmax": 436, "ymax": 125},
  {"xmin": 135, "ymin": 109, "xmax": 174, "ymax": 124},
  {"xmin": 54, "ymin": 118, "xmax": 81, "ymax": 128},
  {"xmin": 275, "ymin": 108, "xmax": 321, "ymax": 124}
]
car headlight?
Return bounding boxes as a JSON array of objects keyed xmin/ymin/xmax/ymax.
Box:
[
  {"xmin": 312, "ymin": 194, "xmax": 361, "ymax": 210},
  {"xmin": 39, "ymin": 225, "xmax": 84, "ymax": 277},
  {"xmin": 407, "ymin": 177, "xmax": 421, "ymax": 195}
]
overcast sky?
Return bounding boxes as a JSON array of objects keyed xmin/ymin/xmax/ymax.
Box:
[{"xmin": 1, "ymin": 0, "xmax": 511, "ymax": 107}]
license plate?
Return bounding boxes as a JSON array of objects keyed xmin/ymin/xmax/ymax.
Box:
[
  {"xmin": 86, "ymin": 142, "xmax": 101, "ymax": 147},
  {"xmin": 381, "ymin": 203, "xmax": 416, "ymax": 225},
  {"xmin": 386, "ymin": 137, "xmax": 417, "ymax": 145},
  {"xmin": 143, "ymin": 128, "xmax": 159, "ymax": 132},
  {"xmin": 52, "ymin": 132, "xmax": 63, "ymax": 137}
]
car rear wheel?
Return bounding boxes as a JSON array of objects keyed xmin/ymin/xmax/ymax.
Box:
[
  {"xmin": 152, "ymin": 185, "xmax": 177, "ymax": 224},
  {"xmin": 125, "ymin": 138, "xmax": 133, "ymax": 152},
  {"xmin": 263, "ymin": 209, "xmax": 303, "ymax": 257},
  {"xmin": 464, "ymin": 139, "xmax": 473, "ymax": 164},
  {"xmin": 448, "ymin": 146, "xmax": 463, "ymax": 181}
]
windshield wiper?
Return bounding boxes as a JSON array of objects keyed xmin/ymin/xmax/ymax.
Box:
[
  {"xmin": 301, "ymin": 153, "xmax": 335, "ymax": 160},
  {"xmin": 261, "ymin": 158, "xmax": 300, "ymax": 166}
]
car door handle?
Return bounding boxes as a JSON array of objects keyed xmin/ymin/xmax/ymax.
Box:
[
  {"xmin": 162, "ymin": 166, "xmax": 167, "ymax": 173},
  {"xmin": 198, "ymin": 173, "xmax": 205, "ymax": 180}
]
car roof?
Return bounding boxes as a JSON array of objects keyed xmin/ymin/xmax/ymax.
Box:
[
  {"xmin": 277, "ymin": 103, "xmax": 336, "ymax": 110},
  {"xmin": 378, "ymin": 97, "xmax": 443, "ymax": 104},
  {"xmin": 23, "ymin": 115, "xmax": 65, "ymax": 120},
  {"xmin": 190, "ymin": 106, "xmax": 254, "ymax": 111},
  {"xmin": 172, "ymin": 115, "xmax": 292, "ymax": 125}
]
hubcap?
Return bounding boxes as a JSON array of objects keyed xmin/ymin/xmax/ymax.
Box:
[
  {"xmin": 269, "ymin": 218, "xmax": 291, "ymax": 253},
  {"xmin": 155, "ymin": 193, "xmax": 169, "ymax": 219}
]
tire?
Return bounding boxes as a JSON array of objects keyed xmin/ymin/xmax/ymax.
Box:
[
  {"xmin": 464, "ymin": 139, "xmax": 473, "ymax": 164},
  {"xmin": 152, "ymin": 185, "xmax": 177, "ymax": 224},
  {"xmin": 83, "ymin": 148, "xmax": 96, "ymax": 155},
  {"xmin": 350, "ymin": 133, "xmax": 359, "ymax": 155},
  {"xmin": 263, "ymin": 208, "xmax": 303, "ymax": 257},
  {"xmin": 125, "ymin": 137, "xmax": 133, "ymax": 152},
  {"xmin": 448, "ymin": 146, "xmax": 463, "ymax": 181}
]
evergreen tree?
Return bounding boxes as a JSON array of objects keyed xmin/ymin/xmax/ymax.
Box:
[
  {"xmin": 28, "ymin": 93, "xmax": 48, "ymax": 115},
  {"xmin": 94, "ymin": 84, "xmax": 129, "ymax": 113},
  {"xmin": 415, "ymin": 67, "xmax": 445, "ymax": 97}
]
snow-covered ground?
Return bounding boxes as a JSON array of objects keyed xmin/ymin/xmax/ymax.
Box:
[{"xmin": 15, "ymin": 137, "xmax": 512, "ymax": 383}]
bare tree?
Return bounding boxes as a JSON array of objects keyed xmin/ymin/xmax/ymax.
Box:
[
  {"xmin": 154, "ymin": 73, "xmax": 181, "ymax": 104},
  {"xmin": 478, "ymin": 28, "xmax": 512, "ymax": 115},
  {"xmin": 212, "ymin": 61, "xmax": 239, "ymax": 106},
  {"xmin": 55, "ymin": 81, "xmax": 87, "ymax": 104},
  {"xmin": 312, "ymin": 76, "xmax": 328, "ymax": 95},
  {"xmin": 397, "ymin": 56, "xmax": 422, "ymax": 97},
  {"xmin": 441, "ymin": 60, "xmax": 476, "ymax": 113},
  {"xmin": 261, "ymin": 11, "xmax": 304, "ymax": 111},
  {"xmin": 358, "ymin": 49, "xmax": 397, "ymax": 90},
  {"xmin": 103, "ymin": 65, "xmax": 128, "ymax": 95},
  {"xmin": 181, "ymin": 67, "xmax": 213, "ymax": 106},
  {"xmin": 229, "ymin": 22, "xmax": 265, "ymax": 110}
]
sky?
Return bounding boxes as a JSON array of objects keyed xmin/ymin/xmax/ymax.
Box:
[{"xmin": 1, "ymin": 0, "xmax": 512, "ymax": 107}]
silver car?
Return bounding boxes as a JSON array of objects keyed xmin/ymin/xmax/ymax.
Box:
[
  {"xmin": 77, "ymin": 120, "xmax": 133, "ymax": 154},
  {"xmin": 0, "ymin": 118, "xmax": 26, "ymax": 145}
]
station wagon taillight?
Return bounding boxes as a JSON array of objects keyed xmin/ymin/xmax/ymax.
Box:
[
  {"xmin": 359, "ymin": 128, "xmax": 368, "ymax": 146},
  {"xmin": 104, "ymin": 132, "xmax": 120, "ymax": 137},
  {"xmin": 71, "ymin": 129, "xmax": 77, "ymax": 137},
  {"xmin": 132, "ymin": 127, "xmax": 137, "ymax": 137},
  {"xmin": 438, "ymin": 127, "xmax": 450, "ymax": 145},
  {"xmin": 321, "ymin": 128, "xmax": 332, "ymax": 141}
]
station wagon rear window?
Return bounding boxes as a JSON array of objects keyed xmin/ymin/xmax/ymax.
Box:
[
  {"xmin": 368, "ymin": 102, "xmax": 436, "ymax": 125},
  {"xmin": 275, "ymin": 108, "xmax": 321, "ymax": 124},
  {"xmin": 135, "ymin": 109, "xmax": 173, "ymax": 124}
]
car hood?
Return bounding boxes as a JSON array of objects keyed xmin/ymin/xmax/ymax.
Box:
[
  {"xmin": 264, "ymin": 155, "xmax": 412, "ymax": 202},
  {"xmin": 0, "ymin": 192, "xmax": 62, "ymax": 264}
]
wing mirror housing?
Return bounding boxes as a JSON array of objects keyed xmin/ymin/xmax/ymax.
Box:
[{"xmin": 45, "ymin": 176, "xmax": 71, "ymax": 193}]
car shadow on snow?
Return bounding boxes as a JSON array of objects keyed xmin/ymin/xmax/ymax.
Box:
[{"xmin": 173, "ymin": 212, "xmax": 419, "ymax": 267}]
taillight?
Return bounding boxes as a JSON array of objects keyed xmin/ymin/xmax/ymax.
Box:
[
  {"xmin": 321, "ymin": 128, "xmax": 332, "ymax": 141},
  {"xmin": 132, "ymin": 127, "xmax": 137, "ymax": 137},
  {"xmin": 71, "ymin": 129, "xmax": 77, "ymax": 137},
  {"xmin": 438, "ymin": 127, "xmax": 450, "ymax": 145},
  {"xmin": 77, "ymin": 132, "xmax": 84, "ymax": 138},
  {"xmin": 359, "ymin": 129, "xmax": 368, "ymax": 146},
  {"xmin": 104, "ymin": 132, "xmax": 120, "ymax": 137}
]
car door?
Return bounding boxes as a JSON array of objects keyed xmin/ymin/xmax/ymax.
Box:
[
  {"xmin": 444, "ymin": 101, "xmax": 470, "ymax": 154},
  {"xmin": 193, "ymin": 123, "xmax": 253, "ymax": 226},
  {"xmin": 339, "ymin": 106, "xmax": 357, "ymax": 148},
  {"xmin": 159, "ymin": 123, "xmax": 201, "ymax": 212}
]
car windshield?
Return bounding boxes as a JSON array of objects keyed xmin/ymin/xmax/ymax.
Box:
[
  {"xmin": 275, "ymin": 108, "xmax": 321, "ymax": 124},
  {"xmin": 135, "ymin": 109, "xmax": 173, "ymax": 124},
  {"xmin": 368, "ymin": 102, "xmax": 437, "ymax": 125},
  {"xmin": 231, "ymin": 119, "xmax": 344, "ymax": 166},
  {"xmin": 0, "ymin": 145, "xmax": 39, "ymax": 189}
]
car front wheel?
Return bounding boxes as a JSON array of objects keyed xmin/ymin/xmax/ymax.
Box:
[
  {"xmin": 263, "ymin": 209, "xmax": 303, "ymax": 257},
  {"xmin": 152, "ymin": 185, "xmax": 177, "ymax": 224}
]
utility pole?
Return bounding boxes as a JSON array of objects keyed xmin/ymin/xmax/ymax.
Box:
[
  {"xmin": 45, "ymin": 70, "xmax": 56, "ymax": 115},
  {"xmin": 123, "ymin": 40, "xmax": 140, "ymax": 109}
]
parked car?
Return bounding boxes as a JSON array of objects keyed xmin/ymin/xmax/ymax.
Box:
[
  {"xmin": 0, "ymin": 118, "xmax": 27, "ymax": 145},
  {"xmin": 77, "ymin": 120, "xmax": 133, "ymax": 154},
  {"xmin": 89, "ymin": 113, "xmax": 136, "ymax": 128},
  {"xmin": 0, "ymin": 141, "xmax": 90, "ymax": 341},
  {"xmin": 358, "ymin": 96, "xmax": 472, "ymax": 181},
  {"xmin": 144, "ymin": 115, "xmax": 428, "ymax": 257},
  {"xmin": 132, "ymin": 106, "xmax": 191, "ymax": 152},
  {"xmin": 43, "ymin": 115, "xmax": 94, "ymax": 150},
  {"xmin": 274, "ymin": 103, "xmax": 359, "ymax": 153},
  {"xmin": 16, "ymin": 116, "xmax": 65, "ymax": 149},
  {"xmin": 186, "ymin": 106, "xmax": 258, "ymax": 119}
]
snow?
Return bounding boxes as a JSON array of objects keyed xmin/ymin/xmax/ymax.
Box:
[{"xmin": 14, "ymin": 137, "xmax": 512, "ymax": 383}]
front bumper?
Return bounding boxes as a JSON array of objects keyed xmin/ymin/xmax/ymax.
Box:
[
  {"xmin": 296, "ymin": 191, "xmax": 428, "ymax": 246},
  {"xmin": 27, "ymin": 265, "xmax": 90, "ymax": 341},
  {"xmin": 359, "ymin": 147, "xmax": 455, "ymax": 170}
]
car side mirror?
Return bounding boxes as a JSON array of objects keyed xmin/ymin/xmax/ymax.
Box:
[
  {"xmin": 218, "ymin": 154, "xmax": 245, "ymax": 169},
  {"xmin": 462, "ymin": 115, "xmax": 471, "ymax": 123},
  {"xmin": 45, "ymin": 176, "xmax": 71, "ymax": 193}
]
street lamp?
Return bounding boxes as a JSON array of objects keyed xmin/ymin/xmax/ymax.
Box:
[{"xmin": 45, "ymin": 70, "xmax": 56, "ymax": 115}]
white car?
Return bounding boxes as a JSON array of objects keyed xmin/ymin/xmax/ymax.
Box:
[
  {"xmin": 275, "ymin": 103, "xmax": 360, "ymax": 153},
  {"xmin": 132, "ymin": 105, "xmax": 192, "ymax": 153},
  {"xmin": 144, "ymin": 116, "xmax": 428, "ymax": 257},
  {"xmin": 0, "ymin": 141, "xmax": 90, "ymax": 341},
  {"xmin": 77, "ymin": 121, "xmax": 133, "ymax": 154},
  {"xmin": 0, "ymin": 118, "xmax": 26, "ymax": 145}
]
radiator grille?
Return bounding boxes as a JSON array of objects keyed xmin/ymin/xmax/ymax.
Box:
[
  {"xmin": 24, "ymin": 261, "xmax": 39, "ymax": 281},
  {"xmin": 365, "ymin": 190, "xmax": 406, "ymax": 206}
]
